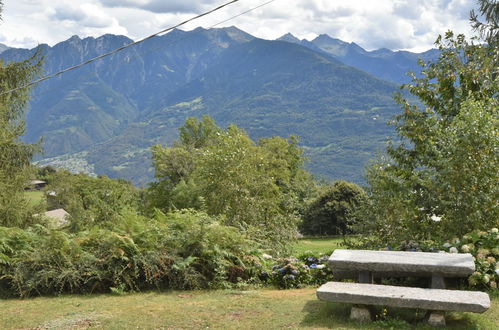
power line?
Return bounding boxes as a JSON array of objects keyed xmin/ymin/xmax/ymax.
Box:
[{"xmin": 0, "ymin": 0, "xmax": 251, "ymax": 96}]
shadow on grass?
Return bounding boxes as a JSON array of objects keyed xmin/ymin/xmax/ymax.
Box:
[
  {"xmin": 300, "ymin": 300, "xmax": 355, "ymax": 328},
  {"xmin": 300, "ymin": 300, "xmax": 485, "ymax": 329}
]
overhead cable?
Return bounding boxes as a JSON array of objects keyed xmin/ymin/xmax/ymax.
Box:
[{"xmin": 0, "ymin": 0, "xmax": 248, "ymax": 96}]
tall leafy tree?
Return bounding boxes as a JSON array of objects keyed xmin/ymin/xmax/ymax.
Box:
[
  {"xmin": 0, "ymin": 2, "xmax": 44, "ymax": 227},
  {"xmin": 358, "ymin": 5, "xmax": 499, "ymax": 243},
  {"xmin": 149, "ymin": 116, "xmax": 312, "ymax": 252}
]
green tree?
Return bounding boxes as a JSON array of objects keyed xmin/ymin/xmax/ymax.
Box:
[
  {"xmin": 301, "ymin": 181, "xmax": 366, "ymax": 236},
  {"xmin": 45, "ymin": 171, "xmax": 140, "ymax": 231},
  {"xmin": 358, "ymin": 8, "xmax": 499, "ymax": 243},
  {"xmin": 146, "ymin": 116, "xmax": 220, "ymax": 211},
  {"xmin": 470, "ymin": 0, "xmax": 499, "ymax": 44},
  {"xmin": 149, "ymin": 116, "xmax": 313, "ymax": 252},
  {"xmin": 0, "ymin": 2, "xmax": 44, "ymax": 227}
]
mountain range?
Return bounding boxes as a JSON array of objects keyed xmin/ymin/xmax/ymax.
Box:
[
  {"xmin": 278, "ymin": 33, "xmax": 439, "ymax": 85},
  {"xmin": 0, "ymin": 27, "xmax": 437, "ymax": 185}
]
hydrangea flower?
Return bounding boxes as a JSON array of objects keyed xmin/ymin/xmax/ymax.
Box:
[
  {"xmin": 316, "ymin": 264, "xmax": 326, "ymax": 269},
  {"xmin": 449, "ymin": 247, "xmax": 458, "ymax": 253},
  {"xmin": 307, "ymin": 256, "xmax": 318, "ymax": 263},
  {"xmin": 309, "ymin": 264, "xmax": 317, "ymax": 269},
  {"xmin": 430, "ymin": 214, "xmax": 442, "ymax": 222},
  {"xmin": 461, "ymin": 244, "xmax": 470, "ymax": 253}
]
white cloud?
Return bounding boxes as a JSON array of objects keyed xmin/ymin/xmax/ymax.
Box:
[
  {"xmin": 99, "ymin": 0, "xmax": 213, "ymax": 13},
  {"xmin": 0, "ymin": 0, "xmax": 479, "ymax": 52},
  {"xmin": 50, "ymin": 3, "xmax": 118, "ymax": 29}
]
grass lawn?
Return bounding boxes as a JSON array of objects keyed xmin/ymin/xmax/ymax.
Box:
[
  {"xmin": 24, "ymin": 190, "xmax": 45, "ymax": 207},
  {"xmin": 292, "ymin": 237, "xmax": 349, "ymax": 256},
  {"xmin": 1, "ymin": 289, "xmax": 497, "ymax": 329}
]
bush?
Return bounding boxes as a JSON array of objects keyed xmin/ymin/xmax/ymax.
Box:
[
  {"xmin": 440, "ymin": 228, "xmax": 499, "ymax": 291},
  {"xmin": 0, "ymin": 210, "xmax": 265, "ymax": 297},
  {"xmin": 263, "ymin": 252, "xmax": 333, "ymax": 289},
  {"xmin": 42, "ymin": 171, "xmax": 141, "ymax": 231},
  {"xmin": 301, "ymin": 181, "xmax": 366, "ymax": 236}
]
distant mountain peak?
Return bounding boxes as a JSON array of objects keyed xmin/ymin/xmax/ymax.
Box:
[
  {"xmin": 277, "ymin": 33, "xmax": 301, "ymax": 43},
  {"xmin": 216, "ymin": 26, "xmax": 254, "ymax": 42},
  {"xmin": 312, "ymin": 34, "xmax": 347, "ymax": 46},
  {"xmin": 220, "ymin": 25, "xmax": 246, "ymax": 33},
  {"xmin": 0, "ymin": 43, "xmax": 10, "ymax": 54}
]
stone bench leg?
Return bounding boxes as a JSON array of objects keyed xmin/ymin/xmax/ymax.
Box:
[
  {"xmin": 426, "ymin": 274, "xmax": 446, "ymax": 326},
  {"xmin": 350, "ymin": 305, "xmax": 373, "ymax": 322},
  {"xmin": 350, "ymin": 271, "xmax": 373, "ymax": 322}
]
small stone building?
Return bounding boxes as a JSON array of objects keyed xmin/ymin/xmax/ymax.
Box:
[{"xmin": 43, "ymin": 208, "xmax": 70, "ymax": 226}]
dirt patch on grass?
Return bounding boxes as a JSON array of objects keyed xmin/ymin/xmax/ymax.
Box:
[
  {"xmin": 32, "ymin": 313, "xmax": 102, "ymax": 329},
  {"xmin": 260, "ymin": 288, "xmax": 315, "ymax": 299}
]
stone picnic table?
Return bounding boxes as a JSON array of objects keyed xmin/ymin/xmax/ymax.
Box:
[{"xmin": 317, "ymin": 249, "xmax": 490, "ymax": 326}]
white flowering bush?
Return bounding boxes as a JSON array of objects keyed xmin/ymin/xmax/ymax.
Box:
[{"xmin": 440, "ymin": 228, "xmax": 499, "ymax": 290}]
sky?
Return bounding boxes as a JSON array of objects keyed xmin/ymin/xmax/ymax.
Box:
[{"xmin": 0, "ymin": 0, "xmax": 479, "ymax": 52}]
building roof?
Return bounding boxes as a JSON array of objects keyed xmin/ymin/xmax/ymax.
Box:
[{"xmin": 30, "ymin": 179, "xmax": 47, "ymax": 185}]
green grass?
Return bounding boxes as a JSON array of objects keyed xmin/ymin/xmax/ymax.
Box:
[
  {"xmin": 1, "ymin": 289, "xmax": 497, "ymax": 329},
  {"xmin": 24, "ymin": 190, "xmax": 45, "ymax": 207},
  {"xmin": 293, "ymin": 237, "xmax": 349, "ymax": 256}
]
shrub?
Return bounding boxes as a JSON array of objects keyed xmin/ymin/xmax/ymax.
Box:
[
  {"xmin": 301, "ymin": 181, "xmax": 366, "ymax": 236},
  {"xmin": 264, "ymin": 252, "xmax": 333, "ymax": 289},
  {"xmin": 43, "ymin": 171, "xmax": 140, "ymax": 231},
  {"xmin": 0, "ymin": 209, "xmax": 265, "ymax": 297},
  {"xmin": 439, "ymin": 228, "xmax": 499, "ymax": 291}
]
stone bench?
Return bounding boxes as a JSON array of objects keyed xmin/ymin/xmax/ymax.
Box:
[{"xmin": 316, "ymin": 249, "xmax": 491, "ymax": 326}]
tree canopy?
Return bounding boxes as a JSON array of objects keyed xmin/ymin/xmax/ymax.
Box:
[
  {"xmin": 148, "ymin": 115, "xmax": 314, "ymax": 252},
  {"xmin": 301, "ymin": 180, "xmax": 366, "ymax": 236},
  {"xmin": 357, "ymin": 5, "xmax": 499, "ymax": 243}
]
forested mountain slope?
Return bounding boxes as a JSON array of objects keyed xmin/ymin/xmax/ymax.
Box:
[{"xmin": 0, "ymin": 27, "xmax": 426, "ymax": 185}]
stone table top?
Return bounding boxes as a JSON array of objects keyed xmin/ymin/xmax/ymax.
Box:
[{"xmin": 329, "ymin": 249, "xmax": 475, "ymax": 277}]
